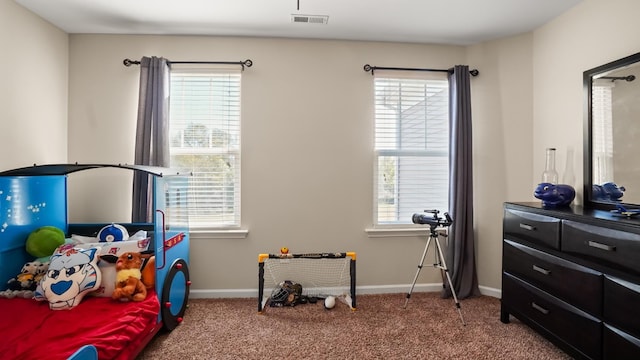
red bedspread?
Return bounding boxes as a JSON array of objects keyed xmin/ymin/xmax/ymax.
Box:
[{"xmin": 0, "ymin": 291, "xmax": 160, "ymax": 360}]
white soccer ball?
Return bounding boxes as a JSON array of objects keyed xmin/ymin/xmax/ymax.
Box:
[{"xmin": 324, "ymin": 296, "xmax": 336, "ymax": 309}]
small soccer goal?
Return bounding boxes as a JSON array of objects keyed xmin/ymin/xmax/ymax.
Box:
[{"xmin": 258, "ymin": 252, "xmax": 356, "ymax": 312}]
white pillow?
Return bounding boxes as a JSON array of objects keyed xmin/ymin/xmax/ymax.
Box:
[
  {"xmin": 67, "ymin": 237, "xmax": 151, "ymax": 297},
  {"xmin": 35, "ymin": 246, "xmax": 102, "ymax": 310},
  {"xmin": 71, "ymin": 230, "xmax": 147, "ymax": 244},
  {"xmin": 70, "ymin": 234, "xmax": 99, "ymax": 244}
]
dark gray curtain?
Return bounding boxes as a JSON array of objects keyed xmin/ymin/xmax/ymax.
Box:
[
  {"xmin": 443, "ymin": 65, "xmax": 480, "ymax": 299},
  {"xmin": 132, "ymin": 56, "xmax": 171, "ymax": 222}
]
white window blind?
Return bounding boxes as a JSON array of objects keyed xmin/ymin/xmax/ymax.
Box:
[
  {"xmin": 591, "ymin": 81, "xmax": 614, "ymax": 184},
  {"xmin": 374, "ymin": 75, "xmax": 449, "ymax": 225},
  {"xmin": 169, "ymin": 68, "xmax": 241, "ymax": 228}
]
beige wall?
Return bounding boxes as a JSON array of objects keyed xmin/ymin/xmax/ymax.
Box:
[
  {"xmin": 9, "ymin": 0, "xmax": 640, "ymax": 297},
  {"xmin": 467, "ymin": 33, "xmax": 535, "ymax": 290},
  {"xmin": 67, "ymin": 35, "xmax": 475, "ymax": 293},
  {"xmin": 63, "ymin": 32, "xmax": 538, "ymax": 294},
  {"xmin": 0, "ymin": 1, "xmax": 68, "ymax": 169},
  {"xmin": 532, "ymin": 0, "xmax": 640, "ymax": 201},
  {"xmin": 469, "ymin": 0, "xmax": 640, "ymax": 291}
]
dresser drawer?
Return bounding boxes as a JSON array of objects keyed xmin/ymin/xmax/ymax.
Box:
[
  {"xmin": 562, "ymin": 220, "xmax": 640, "ymax": 275},
  {"xmin": 604, "ymin": 275, "xmax": 640, "ymax": 339},
  {"xmin": 603, "ymin": 324, "xmax": 640, "ymax": 360},
  {"xmin": 503, "ymin": 239, "xmax": 602, "ymax": 316},
  {"xmin": 504, "ymin": 208, "xmax": 561, "ymax": 249},
  {"xmin": 502, "ymin": 273, "xmax": 602, "ymax": 359}
]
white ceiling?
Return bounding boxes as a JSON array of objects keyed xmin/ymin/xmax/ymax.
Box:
[{"xmin": 16, "ymin": 0, "xmax": 583, "ymax": 45}]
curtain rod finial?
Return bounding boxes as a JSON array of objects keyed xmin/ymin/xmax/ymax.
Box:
[
  {"xmin": 123, "ymin": 58, "xmax": 140, "ymax": 67},
  {"xmin": 470, "ymin": 69, "xmax": 479, "ymax": 77}
]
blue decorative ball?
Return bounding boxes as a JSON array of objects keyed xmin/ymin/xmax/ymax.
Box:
[{"xmin": 97, "ymin": 224, "xmax": 129, "ymax": 242}]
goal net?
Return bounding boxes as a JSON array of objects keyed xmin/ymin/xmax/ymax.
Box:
[{"xmin": 258, "ymin": 252, "xmax": 356, "ymax": 312}]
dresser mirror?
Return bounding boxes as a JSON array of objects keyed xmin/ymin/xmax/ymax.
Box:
[{"xmin": 584, "ymin": 52, "xmax": 640, "ymax": 209}]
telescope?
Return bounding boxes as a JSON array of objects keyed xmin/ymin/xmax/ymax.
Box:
[
  {"xmin": 405, "ymin": 209, "xmax": 465, "ymax": 324},
  {"xmin": 411, "ymin": 209, "xmax": 453, "ymax": 227}
]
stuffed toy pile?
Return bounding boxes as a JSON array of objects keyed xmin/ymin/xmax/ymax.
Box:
[
  {"xmin": 0, "ymin": 226, "xmax": 65, "ymax": 299},
  {"xmin": 6, "ymin": 261, "xmax": 48, "ymax": 291},
  {"xmin": 2, "ymin": 223, "xmax": 155, "ymax": 307}
]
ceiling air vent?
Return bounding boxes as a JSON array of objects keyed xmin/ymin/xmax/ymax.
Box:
[{"xmin": 291, "ymin": 14, "xmax": 329, "ymax": 24}]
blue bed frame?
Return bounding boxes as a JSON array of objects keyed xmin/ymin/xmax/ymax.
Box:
[{"xmin": 0, "ymin": 164, "xmax": 191, "ymax": 360}]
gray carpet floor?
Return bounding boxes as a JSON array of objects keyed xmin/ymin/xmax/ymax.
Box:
[{"xmin": 137, "ymin": 292, "xmax": 571, "ymax": 359}]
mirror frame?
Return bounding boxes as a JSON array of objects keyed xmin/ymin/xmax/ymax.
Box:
[{"xmin": 584, "ymin": 51, "xmax": 640, "ymax": 210}]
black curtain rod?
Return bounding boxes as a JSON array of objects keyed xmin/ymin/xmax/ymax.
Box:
[
  {"xmin": 363, "ymin": 64, "xmax": 479, "ymax": 77},
  {"xmin": 123, "ymin": 58, "xmax": 253, "ymax": 70},
  {"xmin": 599, "ymin": 75, "xmax": 635, "ymax": 82}
]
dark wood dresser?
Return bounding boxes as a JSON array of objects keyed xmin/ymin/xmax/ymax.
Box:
[{"xmin": 501, "ymin": 202, "xmax": 640, "ymax": 359}]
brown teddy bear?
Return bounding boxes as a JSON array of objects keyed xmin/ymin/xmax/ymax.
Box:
[{"xmin": 112, "ymin": 252, "xmax": 149, "ymax": 302}]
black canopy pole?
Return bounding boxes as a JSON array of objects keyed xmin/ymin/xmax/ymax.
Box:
[
  {"xmin": 123, "ymin": 58, "xmax": 253, "ymax": 71},
  {"xmin": 363, "ymin": 64, "xmax": 479, "ymax": 77}
]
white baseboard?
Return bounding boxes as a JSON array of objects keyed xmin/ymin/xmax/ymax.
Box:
[
  {"xmin": 479, "ymin": 285, "xmax": 501, "ymax": 298},
  {"xmin": 189, "ymin": 284, "xmax": 502, "ymax": 299},
  {"xmin": 190, "ymin": 288, "xmax": 256, "ymax": 299}
]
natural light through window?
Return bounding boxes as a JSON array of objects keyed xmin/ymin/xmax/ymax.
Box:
[
  {"xmin": 374, "ymin": 74, "xmax": 449, "ymax": 225},
  {"xmin": 591, "ymin": 81, "xmax": 614, "ymax": 184},
  {"xmin": 169, "ymin": 67, "xmax": 241, "ymax": 229}
]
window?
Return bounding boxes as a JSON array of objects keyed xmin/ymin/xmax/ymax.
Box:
[
  {"xmin": 374, "ymin": 74, "xmax": 449, "ymax": 225},
  {"xmin": 169, "ymin": 67, "xmax": 241, "ymax": 228},
  {"xmin": 591, "ymin": 80, "xmax": 614, "ymax": 184}
]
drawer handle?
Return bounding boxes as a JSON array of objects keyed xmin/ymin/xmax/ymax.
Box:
[
  {"xmin": 531, "ymin": 302, "xmax": 549, "ymax": 315},
  {"xmin": 519, "ymin": 223, "xmax": 536, "ymax": 231},
  {"xmin": 588, "ymin": 241, "xmax": 616, "ymax": 252},
  {"xmin": 532, "ymin": 265, "xmax": 550, "ymax": 275}
]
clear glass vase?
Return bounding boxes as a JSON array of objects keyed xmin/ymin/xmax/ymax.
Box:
[{"xmin": 541, "ymin": 148, "xmax": 559, "ymax": 184}]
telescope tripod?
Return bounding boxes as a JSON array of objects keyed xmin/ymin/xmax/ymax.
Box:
[{"xmin": 403, "ymin": 225, "xmax": 466, "ymax": 325}]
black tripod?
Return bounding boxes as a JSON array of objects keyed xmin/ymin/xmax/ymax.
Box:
[{"xmin": 403, "ymin": 222, "xmax": 466, "ymax": 326}]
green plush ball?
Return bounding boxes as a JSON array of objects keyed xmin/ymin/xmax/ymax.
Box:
[{"xmin": 26, "ymin": 226, "xmax": 65, "ymax": 258}]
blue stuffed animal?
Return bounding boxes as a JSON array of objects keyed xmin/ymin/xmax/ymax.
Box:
[{"xmin": 534, "ymin": 183, "xmax": 576, "ymax": 208}]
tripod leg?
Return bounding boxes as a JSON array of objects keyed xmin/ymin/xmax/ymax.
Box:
[
  {"xmin": 403, "ymin": 236, "xmax": 432, "ymax": 309},
  {"xmin": 433, "ymin": 236, "xmax": 466, "ymax": 326},
  {"xmin": 433, "ymin": 236, "xmax": 447, "ymax": 288}
]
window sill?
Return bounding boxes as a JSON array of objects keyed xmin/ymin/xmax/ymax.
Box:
[
  {"xmin": 365, "ymin": 227, "xmax": 448, "ymax": 238},
  {"xmin": 189, "ymin": 229, "xmax": 249, "ymax": 239},
  {"xmin": 365, "ymin": 227, "xmax": 429, "ymax": 238}
]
